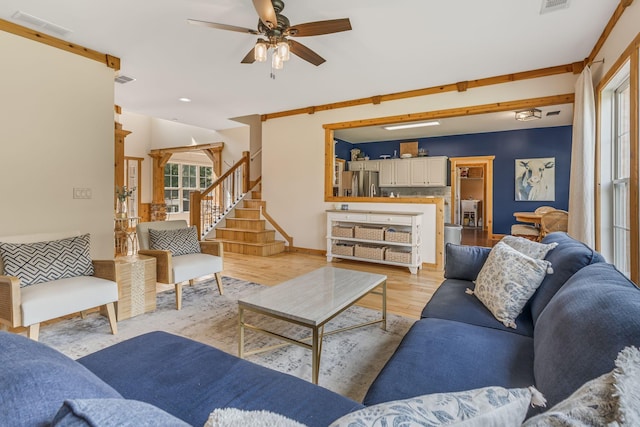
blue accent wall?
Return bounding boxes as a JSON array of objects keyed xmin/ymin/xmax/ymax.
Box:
[{"xmin": 339, "ymin": 126, "xmax": 572, "ymax": 235}]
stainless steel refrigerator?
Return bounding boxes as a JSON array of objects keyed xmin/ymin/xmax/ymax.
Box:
[{"xmin": 351, "ymin": 170, "xmax": 380, "ymax": 197}]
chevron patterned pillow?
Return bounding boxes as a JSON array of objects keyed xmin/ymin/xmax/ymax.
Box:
[
  {"xmin": 0, "ymin": 234, "xmax": 94, "ymax": 287},
  {"xmin": 148, "ymin": 226, "xmax": 201, "ymax": 257}
]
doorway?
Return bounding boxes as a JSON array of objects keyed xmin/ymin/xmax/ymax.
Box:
[{"xmin": 450, "ymin": 156, "xmax": 495, "ymax": 240}]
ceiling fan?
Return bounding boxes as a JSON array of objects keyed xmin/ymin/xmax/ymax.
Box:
[{"xmin": 188, "ymin": 0, "xmax": 352, "ymax": 68}]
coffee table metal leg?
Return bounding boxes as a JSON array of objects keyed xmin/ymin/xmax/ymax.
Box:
[
  {"xmin": 382, "ymin": 281, "xmax": 387, "ymax": 331},
  {"xmin": 312, "ymin": 326, "xmax": 320, "ymax": 384},
  {"xmin": 238, "ymin": 307, "xmax": 245, "ymax": 358}
]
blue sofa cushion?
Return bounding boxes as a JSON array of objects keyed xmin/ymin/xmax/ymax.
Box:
[
  {"xmin": 421, "ymin": 279, "xmax": 534, "ymax": 336},
  {"xmin": 78, "ymin": 331, "xmax": 362, "ymax": 427},
  {"xmin": 363, "ymin": 318, "xmax": 535, "ymax": 406},
  {"xmin": 52, "ymin": 399, "xmax": 190, "ymax": 427},
  {"xmin": 444, "ymin": 243, "xmax": 491, "ymax": 281},
  {"xmin": 0, "ymin": 331, "xmax": 122, "ymax": 427},
  {"xmin": 533, "ymin": 263, "xmax": 640, "ymax": 408},
  {"xmin": 529, "ymin": 232, "xmax": 605, "ymax": 325}
]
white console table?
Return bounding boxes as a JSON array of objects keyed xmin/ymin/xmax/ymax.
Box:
[{"xmin": 326, "ymin": 210, "xmax": 422, "ymax": 274}]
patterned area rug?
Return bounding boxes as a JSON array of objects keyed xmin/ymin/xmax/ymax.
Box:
[{"xmin": 38, "ymin": 276, "xmax": 415, "ymax": 402}]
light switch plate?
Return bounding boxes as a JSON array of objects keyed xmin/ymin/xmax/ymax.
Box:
[{"xmin": 73, "ymin": 188, "xmax": 92, "ymax": 199}]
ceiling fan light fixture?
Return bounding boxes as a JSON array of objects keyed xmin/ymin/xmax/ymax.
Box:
[
  {"xmin": 254, "ymin": 41, "xmax": 268, "ymax": 62},
  {"xmin": 515, "ymin": 108, "xmax": 542, "ymax": 121},
  {"xmin": 276, "ymin": 41, "xmax": 290, "ymax": 61},
  {"xmin": 272, "ymin": 51, "xmax": 284, "ymax": 70}
]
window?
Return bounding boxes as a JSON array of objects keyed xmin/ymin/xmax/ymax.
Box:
[
  {"xmin": 612, "ymin": 78, "xmax": 631, "ymax": 277},
  {"xmin": 164, "ymin": 163, "xmax": 213, "ymax": 213}
]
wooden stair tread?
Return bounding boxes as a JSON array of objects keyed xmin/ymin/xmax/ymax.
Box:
[
  {"xmin": 215, "ymin": 227, "xmax": 273, "ymax": 234},
  {"xmin": 214, "ymin": 238, "xmax": 285, "ymax": 247}
]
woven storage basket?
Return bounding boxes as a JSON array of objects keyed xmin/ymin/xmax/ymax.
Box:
[
  {"xmin": 332, "ymin": 225, "xmax": 354, "ymax": 238},
  {"xmin": 354, "ymin": 225, "xmax": 386, "ymax": 241},
  {"xmin": 385, "ymin": 248, "xmax": 411, "ymax": 264},
  {"xmin": 332, "ymin": 243, "xmax": 355, "ymax": 257},
  {"xmin": 385, "ymin": 229, "xmax": 411, "ymax": 243},
  {"xmin": 355, "ymin": 244, "xmax": 386, "ymax": 260}
]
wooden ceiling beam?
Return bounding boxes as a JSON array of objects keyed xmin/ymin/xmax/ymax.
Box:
[
  {"xmin": 263, "ymin": 63, "xmax": 577, "ymax": 121},
  {"xmin": 0, "ymin": 18, "xmax": 119, "ymax": 70}
]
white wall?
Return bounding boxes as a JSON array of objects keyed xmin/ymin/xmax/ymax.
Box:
[
  {"xmin": 262, "ymin": 73, "xmax": 578, "ymax": 259},
  {"xmin": 119, "ymin": 112, "xmax": 250, "ymax": 205},
  {"xmin": 0, "ymin": 31, "xmax": 115, "ymax": 259},
  {"xmin": 592, "ymin": 1, "xmax": 640, "ymax": 86}
]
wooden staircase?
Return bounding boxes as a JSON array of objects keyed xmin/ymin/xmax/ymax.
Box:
[{"xmin": 211, "ymin": 190, "xmax": 286, "ymax": 256}]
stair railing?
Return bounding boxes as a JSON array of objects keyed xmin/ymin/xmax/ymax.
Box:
[
  {"xmin": 260, "ymin": 205, "xmax": 293, "ymax": 249},
  {"xmin": 190, "ymin": 151, "xmax": 250, "ymax": 238}
]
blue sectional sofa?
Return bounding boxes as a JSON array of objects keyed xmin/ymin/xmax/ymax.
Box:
[
  {"xmin": 0, "ymin": 330, "xmax": 363, "ymax": 426},
  {"xmin": 2, "ymin": 232, "xmax": 639, "ymax": 426},
  {"xmin": 364, "ymin": 232, "xmax": 640, "ymax": 413}
]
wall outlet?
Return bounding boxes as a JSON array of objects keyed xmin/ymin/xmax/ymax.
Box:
[{"xmin": 73, "ymin": 188, "xmax": 92, "ymax": 199}]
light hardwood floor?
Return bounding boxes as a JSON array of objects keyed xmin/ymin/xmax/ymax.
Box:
[{"xmin": 209, "ymin": 251, "xmax": 445, "ymax": 320}]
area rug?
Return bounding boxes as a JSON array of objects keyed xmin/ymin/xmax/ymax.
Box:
[{"xmin": 38, "ymin": 276, "xmax": 415, "ymax": 402}]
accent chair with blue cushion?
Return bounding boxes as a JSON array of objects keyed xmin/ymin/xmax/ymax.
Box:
[
  {"xmin": 0, "ymin": 231, "xmax": 118, "ymax": 341},
  {"xmin": 137, "ymin": 220, "xmax": 224, "ymax": 310}
]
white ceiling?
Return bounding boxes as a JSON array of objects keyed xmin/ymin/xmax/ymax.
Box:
[
  {"xmin": 0, "ymin": 1, "xmax": 616, "ymax": 132},
  {"xmin": 336, "ymin": 104, "xmax": 574, "ymax": 143}
]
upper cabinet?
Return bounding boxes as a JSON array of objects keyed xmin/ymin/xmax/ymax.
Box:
[
  {"xmin": 348, "ymin": 160, "xmax": 380, "ymax": 171},
  {"xmin": 410, "ymin": 156, "xmax": 448, "ymax": 187},
  {"xmin": 380, "ymin": 159, "xmax": 411, "ymax": 187},
  {"xmin": 348, "ymin": 157, "xmax": 448, "ymax": 187}
]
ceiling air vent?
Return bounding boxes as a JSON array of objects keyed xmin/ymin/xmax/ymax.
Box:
[
  {"xmin": 546, "ymin": 111, "xmax": 561, "ymax": 116},
  {"xmin": 540, "ymin": 0, "xmax": 570, "ymax": 14},
  {"xmin": 115, "ymin": 75, "xmax": 136, "ymax": 84},
  {"xmin": 11, "ymin": 11, "xmax": 72, "ymax": 37}
]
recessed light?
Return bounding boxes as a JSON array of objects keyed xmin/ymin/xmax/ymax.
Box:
[
  {"xmin": 179, "ymin": 97, "xmax": 191, "ymax": 103},
  {"xmin": 384, "ymin": 121, "xmax": 440, "ymax": 131}
]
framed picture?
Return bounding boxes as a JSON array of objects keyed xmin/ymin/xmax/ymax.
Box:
[{"xmin": 515, "ymin": 157, "xmax": 555, "ymax": 201}]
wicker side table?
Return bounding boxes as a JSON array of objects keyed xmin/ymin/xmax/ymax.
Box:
[{"xmin": 114, "ymin": 255, "xmax": 156, "ymax": 320}]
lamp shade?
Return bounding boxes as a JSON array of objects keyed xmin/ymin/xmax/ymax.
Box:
[
  {"xmin": 254, "ymin": 42, "xmax": 267, "ymax": 62},
  {"xmin": 276, "ymin": 41, "xmax": 290, "ymax": 61}
]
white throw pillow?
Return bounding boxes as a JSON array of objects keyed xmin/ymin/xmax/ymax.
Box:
[
  {"xmin": 330, "ymin": 386, "xmax": 545, "ymax": 427},
  {"xmin": 523, "ymin": 346, "xmax": 640, "ymax": 426},
  {"xmin": 471, "ymin": 241, "xmax": 551, "ymax": 328},
  {"xmin": 204, "ymin": 408, "xmax": 307, "ymax": 427},
  {"xmin": 501, "ymin": 235, "xmax": 558, "ymax": 260}
]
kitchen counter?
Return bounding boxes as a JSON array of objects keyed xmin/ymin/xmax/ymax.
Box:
[{"xmin": 326, "ymin": 198, "xmax": 446, "ymax": 270}]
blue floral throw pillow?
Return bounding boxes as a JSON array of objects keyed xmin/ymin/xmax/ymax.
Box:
[
  {"xmin": 470, "ymin": 241, "xmax": 551, "ymax": 329},
  {"xmin": 330, "ymin": 385, "xmax": 546, "ymax": 427}
]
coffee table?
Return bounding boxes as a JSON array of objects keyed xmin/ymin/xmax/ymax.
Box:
[{"xmin": 238, "ymin": 267, "xmax": 387, "ymax": 384}]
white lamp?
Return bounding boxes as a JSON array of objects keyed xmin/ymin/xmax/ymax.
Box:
[
  {"xmin": 276, "ymin": 41, "xmax": 290, "ymax": 62},
  {"xmin": 254, "ymin": 41, "xmax": 268, "ymax": 62}
]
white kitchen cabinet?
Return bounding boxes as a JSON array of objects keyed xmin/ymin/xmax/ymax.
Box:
[
  {"xmin": 379, "ymin": 159, "xmax": 410, "ymax": 186},
  {"xmin": 347, "ymin": 160, "xmax": 380, "ymax": 171},
  {"xmin": 409, "ymin": 156, "xmax": 448, "ymax": 187},
  {"xmin": 326, "ymin": 210, "xmax": 422, "ymax": 274}
]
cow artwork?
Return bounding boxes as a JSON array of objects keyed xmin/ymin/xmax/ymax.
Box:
[{"xmin": 515, "ymin": 157, "xmax": 556, "ymax": 201}]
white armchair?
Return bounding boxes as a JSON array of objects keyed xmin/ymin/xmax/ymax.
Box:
[
  {"xmin": 137, "ymin": 220, "xmax": 224, "ymax": 310},
  {"xmin": 0, "ymin": 231, "xmax": 118, "ymax": 341}
]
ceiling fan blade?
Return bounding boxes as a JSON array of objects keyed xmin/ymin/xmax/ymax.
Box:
[
  {"xmin": 187, "ymin": 19, "xmax": 258, "ymax": 35},
  {"xmin": 241, "ymin": 47, "xmax": 256, "ymax": 64},
  {"xmin": 252, "ymin": 0, "xmax": 277, "ymax": 29},
  {"xmin": 288, "ymin": 18, "xmax": 352, "ymax": 37},
  {"xmin": 288, "ymin": 39, "xmax": 325, "ymax": 66}
]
